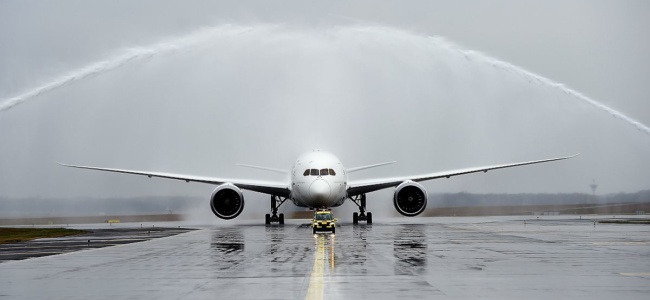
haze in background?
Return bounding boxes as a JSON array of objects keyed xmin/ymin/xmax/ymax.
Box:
[{"xmin": 1, "ymin": 1, "xmax": 649, "ymax": 220}]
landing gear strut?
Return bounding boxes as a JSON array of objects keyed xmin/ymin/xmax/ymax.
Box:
[
  {"xmin": 265, "ymin": 195, "xmax": 287, "ymax": 225},
  {"xmin": 350, "ymin": 194, "xmax": 372, "ymax": 224}
]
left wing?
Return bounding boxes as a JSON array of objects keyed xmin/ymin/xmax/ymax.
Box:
[
  {"xmin": 235, "ymin": 164, "xmax": 288, "ymax": 174},
  {"xmin": 346, "ymin": 154, "xmax": 578, "ymax": 197},
  {"xmin": 57, "ymin": 163, "xmax": 291, "ymax": 198}
]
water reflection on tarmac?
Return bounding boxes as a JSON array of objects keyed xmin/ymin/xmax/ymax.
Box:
[
  {"xmin": 1, "ymin": 216, "xmax": 650, "ymax": 299},
  {"xmin": 393, "ymin": 225, "xmax": 427, "ymax": 275}
]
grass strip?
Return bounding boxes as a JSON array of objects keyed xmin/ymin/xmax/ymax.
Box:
[
  {"xmin": 0, "ymin": 228, "xmax": 88, "ymax": 244},
  {"xmin": 599, "ymin": 219, "xmax": 650, "ymax": 224}
]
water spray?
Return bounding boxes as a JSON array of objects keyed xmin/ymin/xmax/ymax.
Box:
[
  {"xmin": 0, "ymin": 24, "xmax": 253, "ymax": 113},
  {"xmin": 426, "ymin": 36, "xmax": 650, "ymax": 135},
  {"xmin": 1, "ymin": 24, "xmax": 648, "ymax": 136}
]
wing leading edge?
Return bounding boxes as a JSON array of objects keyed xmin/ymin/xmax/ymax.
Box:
[
  {"xmin": 57, "ymin": 163, "xmax": 291, "ymax": 198},
  {"xmin": 346, "ymin": 154, "xmax": 578, "ymax": 197},
  {"xmin": 346, "ymin": 161, "xmax": 397, "ymax": 173}
]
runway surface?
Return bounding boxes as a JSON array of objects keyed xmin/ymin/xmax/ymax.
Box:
[
  {"xmin": 1, "ymin": 216, "xmax": 649, "ymax": 299},
  {"xmin": 0, "ymin": 227, "xmax": 194, "ymax": 262}
]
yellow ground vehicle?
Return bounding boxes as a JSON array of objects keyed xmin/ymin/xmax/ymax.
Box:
[{"xmin": 312, "ymin": 210, "xmax": 336, "ymax": 234}]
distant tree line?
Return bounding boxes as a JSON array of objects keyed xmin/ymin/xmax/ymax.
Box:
[
  {"xmin": 0, "ymin": 196, "xmax": 203, "ymax": 217},
  {"xmin": 428, "ymin": 190, "xmax": 650, "ymax": 208}
]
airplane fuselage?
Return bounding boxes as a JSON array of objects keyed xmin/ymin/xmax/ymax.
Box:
[{"xmin": 290, "ymin": 151, "xmax": 348, "ymax": 208}]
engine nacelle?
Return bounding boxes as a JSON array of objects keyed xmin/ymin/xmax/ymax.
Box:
[
  {"xmin": 210, "ymin": 184, "xmax": 245, "ymax": 220},
  {"xmin": 393, "ymin": 181, "xmax": 428, "ymax": 217}
]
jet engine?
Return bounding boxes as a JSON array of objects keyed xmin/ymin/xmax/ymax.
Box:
[
  {"xmin": 210, "ymin": 184, "xmax": 245, "ymax": 219},
  {"xmin": 393, "ymin": 181, "xmax": 428, "ymax": 217}
]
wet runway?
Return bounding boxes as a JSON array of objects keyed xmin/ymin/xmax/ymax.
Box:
[
  {"xmin": 0, "ymin": 227, "xmax": 194, "ymax": 262},
  {"xmin": 1, "ymin": 216, "xmax": 649, "ymax": 299}
]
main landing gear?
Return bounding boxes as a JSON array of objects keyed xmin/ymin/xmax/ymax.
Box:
[
  {"xmin": 265, "ymin": 195, "xmax": 287, "ymax": 225},
  {"xmin": 350, "ymin": 194, "xmax": 372, "ymax": 224}
]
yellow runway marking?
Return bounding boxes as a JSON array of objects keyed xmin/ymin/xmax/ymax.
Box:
[{"xmin": 306, "ymin": 235, "xmax": 326, "ymax": 300}]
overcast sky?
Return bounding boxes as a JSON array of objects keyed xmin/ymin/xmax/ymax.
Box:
[{"xmin": 1, "ymin": 0, "xmax": 649, "ymax": 203}]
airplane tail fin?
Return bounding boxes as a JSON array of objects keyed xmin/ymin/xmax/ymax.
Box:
[{"xmin": 347, "ymin": 161, "xmax": 396, "ymax": 173}]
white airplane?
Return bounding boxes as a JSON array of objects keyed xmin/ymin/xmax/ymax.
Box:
[{"xmin": 58, "ymin": 150, "xmax": 577, "ymax": 224}]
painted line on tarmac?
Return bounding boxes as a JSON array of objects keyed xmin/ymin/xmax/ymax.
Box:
[{"xmin": 305, "ymin": 235, "xmax": 326, "ymax": 300}]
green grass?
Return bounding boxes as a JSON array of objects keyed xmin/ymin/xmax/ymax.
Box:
[
  {"xmin": 0, "ymin": 228, "xmax": 88, "ymax": 244},
  {"xmin": 599, "ymin": 219, "xmax": 650, "ymax": 224}
]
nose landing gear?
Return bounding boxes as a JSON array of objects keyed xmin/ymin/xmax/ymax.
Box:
[
  {"xmin": 350, "ymin": 194, "xmax": 372, "ymax": 224},
  {"xmin": 266, "ymin": 195, "xmax": 287, "ymax": 225}
]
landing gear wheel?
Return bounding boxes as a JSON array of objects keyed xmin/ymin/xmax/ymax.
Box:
[
  {"xmin": 313, "ymin": 228, "xmax": 317, "ymax": 234},
  {"xmin": 351, "ymin": 194, "xmax": 372, "ymax": 224},
  {"xmin": 332, "ymin": 227, "xmax": 335, "ymax": 234},
  {"xmin": 266, "ymin": 195, "xmax": 288, "ymax": 225}
]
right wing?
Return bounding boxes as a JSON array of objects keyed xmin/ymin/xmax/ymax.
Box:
[
  {"xmin": 57, "ymin": 163, "xmax": 291, "ymax": 198},
  {"xmin": 346, "ymin": 161, "xmax": 397, "ymax": 173},
  {"xmin": 347, "ymin": 154, "xmax": 578, "ymax": 197}
]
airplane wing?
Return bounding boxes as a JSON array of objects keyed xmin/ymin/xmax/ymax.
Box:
[
  {"xmin": 347, "ymin": 161, "xmax": 397, "ymax": 173},
  {"xmin": 57, "ymin": 163, "xmax": 291, "ymax": 198},
  {"xmin": 235, "ymin": 164, "xmax": 288, "ymax": 174},
  {"xmin": 346, "ymin": 154, "xmax": 578, "ymax": 197}
]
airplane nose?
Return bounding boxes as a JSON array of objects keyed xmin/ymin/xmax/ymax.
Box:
[{"xmin": 310, "ymin": 179, "xmax": 331, "ymax": 203}]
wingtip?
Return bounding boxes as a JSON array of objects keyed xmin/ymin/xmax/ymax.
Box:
[
  {"xmin": 56, "ymin": 162, "xmax": 78, "ymax": 168},
  {"xmin": 555, "ymin": 153, "xmax": 579, "ymax": 161}
]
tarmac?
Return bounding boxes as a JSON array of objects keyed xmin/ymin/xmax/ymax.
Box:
[
  {"xmin": 0, "ymin": 227, "xmax": 194, "ymax": 262},
  {"xmin": 1, "ymin": 216, "xmax": 649, "ymax": 299}
]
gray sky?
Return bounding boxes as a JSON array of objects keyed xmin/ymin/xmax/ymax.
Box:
[{"xmin": 1, "ymin": 0, "xmax": 649, "ymax": 202}]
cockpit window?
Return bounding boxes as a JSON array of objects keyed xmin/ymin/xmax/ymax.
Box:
[{"xmin": 305, "ymin": 168, "xmax": 336, "ymax": 176}]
